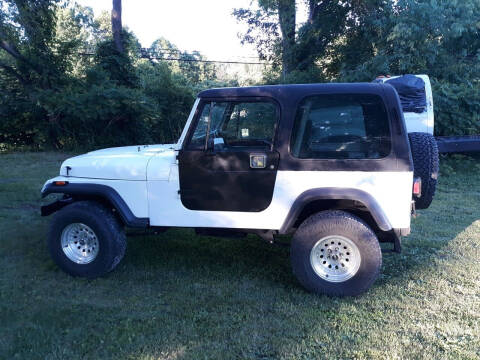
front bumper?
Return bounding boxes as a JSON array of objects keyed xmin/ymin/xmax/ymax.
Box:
[{"xmin": 41, "ymin": 197, "xmax": 73, "ymax": 216}]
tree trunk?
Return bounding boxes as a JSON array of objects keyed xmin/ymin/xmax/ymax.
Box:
[
  {"xmin": 308, "ymin": 0, "xmax": 320, "ymax": 24},
  {"xmin": 0, "ymin": 30, "xmax": 44, "ymax": 81},
  {"xmin": 308, "ymin": 1, "xmax": 331, "ymax": 24},
  {"xmin": 112, "ymin": 0, "xmax": 124, "ymax": 53},
  {"xmin": 277, "ymin": 0, "xmax": 296, "ymax": 79}
]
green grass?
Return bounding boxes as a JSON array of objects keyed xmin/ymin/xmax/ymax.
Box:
[{"xmin": 0, "ymin": 152, "xmax": 479, "ymax": 360}]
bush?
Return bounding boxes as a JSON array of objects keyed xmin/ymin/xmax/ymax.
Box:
[
  {"xmin": 432, "ymin": 81, "xmax": 480, "ymax": 136},
  {"xmin": 39, "ymin": 82, "xmax": 157, "ymax": 150}
]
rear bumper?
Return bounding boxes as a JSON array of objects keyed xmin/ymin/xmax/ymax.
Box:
[{"xmin": 395, "ymin": 227, "xmax": 411, "ymax": 237}]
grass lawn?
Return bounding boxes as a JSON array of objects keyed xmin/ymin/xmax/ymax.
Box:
[{"xmin": 0, "ymin": 152, "xmax": 479, "ymax": 359}]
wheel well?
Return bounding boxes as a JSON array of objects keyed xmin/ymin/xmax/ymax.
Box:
[
  {"xmin": 292, "ymin": 199, "xmax": 383, "ymax": 235},
  {"xmin": 70, "ymin": 194, "xmax": 123, "ymax": 222}
]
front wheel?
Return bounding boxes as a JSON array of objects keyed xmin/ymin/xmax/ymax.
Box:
[
  {"xmin": 291, "ymin": 211, "xmax": 382, "ymax": 297},
  {"xmin": 47, "ymin": 200, "xmax": 126, "ymax": 278}
]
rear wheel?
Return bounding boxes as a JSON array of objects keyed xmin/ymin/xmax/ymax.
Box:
[
  {"xmin": 291, "ymin": 211, "xmax": 382, "ymax": 297},
  {"xmin": 408, "ymin": 132, "xmax": 439, "ymax": 209},
  {"xmin": 48, "ymin": 200, "xmax": 126, "ymax": 278}
]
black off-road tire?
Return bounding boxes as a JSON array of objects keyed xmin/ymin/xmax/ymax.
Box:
[
  {"xmin": 291, "ymin": 211, "xmax": 382, "ymax": 297},
  {"xmin": 408, "ymin": 132, "xmax": 439, "ymax": 209},
  {"xmin": 47, "ymin": 200, "xmax": 127, "ymax": 278}
]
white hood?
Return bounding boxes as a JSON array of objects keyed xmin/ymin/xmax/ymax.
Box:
[{"xmin": 60, "ymin": 144, "xmax": 176, "ymax": 180}]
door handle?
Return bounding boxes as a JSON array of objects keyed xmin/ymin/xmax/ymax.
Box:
[{"xmin": 250, "ymin": 154, "xmax": 267, "ymax": 168}]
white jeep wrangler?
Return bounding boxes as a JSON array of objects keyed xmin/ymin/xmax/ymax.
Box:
[{"xmin": 41, "ymin": 77, "xmax": 439, "ymax": 296}]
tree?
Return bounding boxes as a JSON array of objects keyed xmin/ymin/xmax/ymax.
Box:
[
  {"xmin": 234, "ymin": 0, "xmax": 480, "ymax": 136},
  {"xmin": 93, "ymin": 0, "xmax": 139, "ymax": 87},
  {"xmin": 234, "ymin": 0, "xmax": 295, "ymax": 79},
  {"xmin": 293, "ymin": 1, "xmax": 350, "ymax": 74},
  {"xmin": 0, "ymin": 0, "xmax": 62, "ymax": 87},
  {"xmin": 147, "ymin": 37, "xmax": 217, "ymax": 84},
  {"xmin": 276, "ymin": 0, "xmax": 295, "ymax": 78},
  {"xmin": 0, "ymin": 0, "xmax": 80, "ymax": 147},
  {"xmin": 0, "ymin": 1, "xmax": 236, "ymax": 151},
  {"xmin": 111, "ymin": 0, "xmax": 123, "ymax": 53},
  {"xmin": 234, "ymin": 0, "xmax": 352, "ymax": 80},
  {"xmin": 232, "ymin": 6, "xmax": 280, "ymax": 65}
]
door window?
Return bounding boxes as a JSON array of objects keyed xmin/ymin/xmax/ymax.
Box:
[
  {"xmin": 188, "ymin": 102, "xmax": 229, "ymax": 150},
  {"xmin": 186, "ymin": 100, "xmax": 277, "ymax": 150}
]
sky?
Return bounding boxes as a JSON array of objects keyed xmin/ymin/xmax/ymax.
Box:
[{"xmin": 76, "ymin": 0, "xmax": 308, "ymax": 61}]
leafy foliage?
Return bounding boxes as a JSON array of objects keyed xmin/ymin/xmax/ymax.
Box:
[
  {"xmin": 335, "ymin": 0, "xmax": 480, "ymax": 135},
  {"xmin": 433, "ymin": 81, "xmax": 480, "ymax": 136},
  {"xmin": 0, "ymin": 0, "xmax": 479, "ymax": 150},
  {"xmin": 236, "ymin": 0, "xmax": 480, "ymax": 136},
  {"xmin": 0, "ymin": 0, "xmax": 226, "ymax": 150}
]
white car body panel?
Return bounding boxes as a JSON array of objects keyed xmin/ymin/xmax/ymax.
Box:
[
  {"xmin": 44, "ymin": 166, "xmax": 413, "ymax": 230},
  {"xmin": 59, "ymin": 144, "xmax": 175, "ymax": 180},
  {"xmin": 378, "ymin": 74, "xmax": 434, "ymax": 135},
  {"xmin": 146, "ymin": 164, "xmax": 413, "ymax": 230},
  {"xmin": 146, "ymin": 148, "xmax": 177, "ymax": 181}
]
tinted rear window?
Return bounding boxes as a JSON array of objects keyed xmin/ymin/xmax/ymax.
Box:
[{"xmin": 290, "ymin": 94, "xmax": 391, "ymax": 159}]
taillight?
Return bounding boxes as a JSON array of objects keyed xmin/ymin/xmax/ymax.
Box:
[{"xmin": 413, "ymin": 177, "xmax": 422, "ymax": 197}]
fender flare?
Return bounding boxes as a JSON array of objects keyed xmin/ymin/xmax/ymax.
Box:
[
  {"xmin": 279, "ymin": 188, "xmax": 392, "ymax": 234},
  {"xmin": 41, "ymin": 182, "xmax": 149, "ymax": 228}
]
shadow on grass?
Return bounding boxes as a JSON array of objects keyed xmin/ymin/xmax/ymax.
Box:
[{"xmin": 125, "ymin": 229, "xmax": 295, "ymax": 288}]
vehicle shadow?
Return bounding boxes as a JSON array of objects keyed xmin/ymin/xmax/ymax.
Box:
[{"xmin": 123, "ymin": 173, "xmax": 480, "ymax": 293}]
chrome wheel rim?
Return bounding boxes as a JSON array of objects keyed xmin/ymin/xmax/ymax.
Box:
[
  {"xmin": 61, "ymin": 223, "xmax": 99, "ymax": 264},
  {"xmin": 310, "ymin": 235, "xmax": 361, "ymax": 283}
]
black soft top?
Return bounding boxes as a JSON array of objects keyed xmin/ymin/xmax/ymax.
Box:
[{"xmin": 198, "ymin": 83, "xmax": 391, "ymax": 100}]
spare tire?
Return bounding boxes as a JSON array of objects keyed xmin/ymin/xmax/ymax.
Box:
[{"xmin": 408, "ymin": 132, "xmax": 439, "ymax": 209}]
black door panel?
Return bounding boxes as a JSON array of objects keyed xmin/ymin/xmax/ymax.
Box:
[
  {"xmin": 178, "ymin": 149, "xmax": 279, "ymax": 212},
  {"xmin": 178, "ymin": 98, "xmax": 280, "ymax": 212}
]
